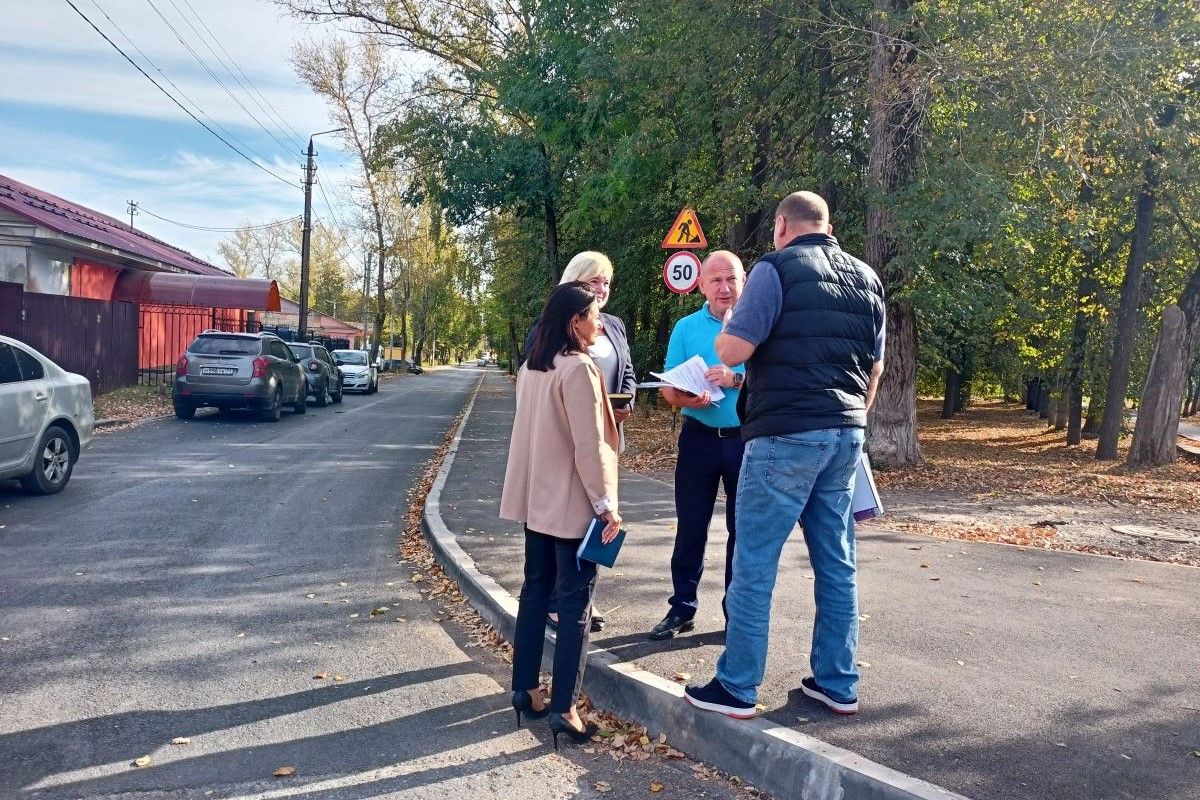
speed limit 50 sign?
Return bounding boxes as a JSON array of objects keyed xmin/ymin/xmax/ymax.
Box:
[{"xmin": 663, "ymin": 251, "xmax": 702, "ymax": 294}]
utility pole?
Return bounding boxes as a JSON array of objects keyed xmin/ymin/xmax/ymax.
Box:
[
  {"xmin": 127, "ymin": 200, "xmax": 138, "ymax": 228},
  {"xmin": 298, "ymin": 127, "xmax": 345, "ymax": 341}
]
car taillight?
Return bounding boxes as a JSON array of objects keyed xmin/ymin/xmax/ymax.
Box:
[
  {"xmin": 252, "ymin": 356, "xmax": 268, "ymax": 378},
  {"xmin": 308, "ymin": 360, "xmax": 320, "ymax": 371},
  {"xmin": 176, "ymin": 355, "xmax": 188, "ymax": 376}
]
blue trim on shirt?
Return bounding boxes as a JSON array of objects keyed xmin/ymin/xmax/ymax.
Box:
[{"xmin": 665, "ymin": 302, "xmax": 744, "ymax": 429}]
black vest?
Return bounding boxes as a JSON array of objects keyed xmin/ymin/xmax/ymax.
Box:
[{"xmin": 740, "ymin": 233, "xmax": 885, "ymax": 440}]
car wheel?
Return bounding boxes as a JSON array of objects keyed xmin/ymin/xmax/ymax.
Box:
[
  {"xmin": 260, "ymin": 385, "xmax": 283, "ymax": 422},
  {"xmin": 292, "ymin": 383, "xmax": 307, "ymax": 414},
  {"xmin": 20, "ymin": 425, "xmax": 77, "ymax": 495},
  {"xmin": 315, "ymin": 378, "xmax": 329, "ymax": 407},
  {"xmin": 332, "ymin": 379, "xmax": 343, "ymax": 404},
  {"xmin": 174, "ymin": 401, "xmax": 196, "ymax": 420}
]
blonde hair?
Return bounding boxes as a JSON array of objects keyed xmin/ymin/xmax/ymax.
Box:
[{"xmin": 559, "ymin": 251, "xmax": 613, "ymax": 284}]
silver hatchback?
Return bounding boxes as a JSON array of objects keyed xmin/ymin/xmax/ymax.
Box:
[{"xmin": 173, "ymin": 332, "xmax": 307, "ymax": 422}]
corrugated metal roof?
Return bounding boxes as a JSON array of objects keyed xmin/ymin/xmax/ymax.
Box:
[
  {"xmin": 276, "ymin": 297, "xmax": 362, "ymax": 336},
  {"xmin": 112, "ymin": 271, "xmax": 281, "ymax": 311},
  {"xmin": 0, "ymin": 173, "xmax": 230, "ymax": 277}
]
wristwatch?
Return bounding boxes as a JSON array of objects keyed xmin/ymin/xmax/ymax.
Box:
[{"xmin": 731, "ymin": 372, "xmax": 745, "ymax": 389}]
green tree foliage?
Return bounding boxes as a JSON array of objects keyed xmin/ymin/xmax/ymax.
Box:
[{"xmin": 282, "ymin": 0, "xmax": 1200, "ymax": 458}]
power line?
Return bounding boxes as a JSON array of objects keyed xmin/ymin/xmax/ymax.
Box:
[
  {"xmin": 142, "ymin": 0, "xmax": 298, "ymax": 162},
  {"xmin": 61, "ymin": 0, "xmax": 298, "ymax": 187},
  {"xmin": 138, "ymin": 205, "xmax": 301, "ymax": 232},
  {"xmin": 174, "ymin": 0, "xmax": 308, "ymax": 146},
  {"xmin": 85, "ymin": 0, "xmax": 286, "ymax": 176}
]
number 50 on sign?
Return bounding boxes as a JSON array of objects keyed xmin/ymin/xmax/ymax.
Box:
[{"xmin": 663, "ymin": 251, "xmax": 702, "ymax": 294}]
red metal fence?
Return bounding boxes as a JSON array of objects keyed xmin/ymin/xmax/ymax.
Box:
[
  {"xmin": 137, "ymin": 304, "xmax": 258, "ymax": 387},
  {"xmin": 0, "ymin": 281, "xmax": 138, "ymax": 394}
]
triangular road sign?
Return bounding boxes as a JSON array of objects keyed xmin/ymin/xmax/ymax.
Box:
[{"xmin": 661, "ymin": 207, "xmax": 707, "ymax": 249}]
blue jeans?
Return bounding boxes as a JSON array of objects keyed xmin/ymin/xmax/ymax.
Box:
[{"xmin": 716, "ymin": 427, "xmax": 864, "ymax": 705}]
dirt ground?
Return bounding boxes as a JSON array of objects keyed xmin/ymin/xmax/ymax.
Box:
[{"xmin": 622, "ymin": 397, "xmax": 1200, "ymax": 568}]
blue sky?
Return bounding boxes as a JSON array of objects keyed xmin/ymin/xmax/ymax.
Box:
[{"xmin": 0, "ymin": 0, "xmax": 359, "ymax": 266}]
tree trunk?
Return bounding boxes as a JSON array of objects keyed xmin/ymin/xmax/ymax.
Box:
[
  {"xmin": 1096, "ymin": 88, "xmax": 1180, "ymax": 456},
  {"xmin": 869, "ymin": 299, "xmax": 921, "ymax": 465},
  {"xmin": 1128, "ymin": 305, "xmax": 1187, "ymax": 466},
  {"xmin": 1054, "ymin": 384, "xmax": 1069, "ymax": 430},
  {"xmin": 539, "ymin": 143, "xmax": 559, "ymax": 285},
  {"xmin": 1038, "ymin": 386, "xmax": 1050, "ymax": 420},
  {"xmin": 1096, "ymin": 165, "xmax": 1157, "ymax": 458},
  {"xmin": 864, "ymin": 0, "xmax": 923, "ymax": 466},
  {"xmin": 942, "ymin": 368, "xmax": 960, "ymax": 419}
]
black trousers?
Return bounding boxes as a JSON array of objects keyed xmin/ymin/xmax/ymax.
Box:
[
  {"xmin": 512, "ymin": 527, "xmax": 598, "ymax": 713},
  {"xmin": 667, "ymin": 419, "xmax": 744, "ymax": 621}
]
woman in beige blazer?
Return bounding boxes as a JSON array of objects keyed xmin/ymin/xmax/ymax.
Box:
[{"xmin": 500, "ymin": 281, "xmax": 622, "ymax": 749}]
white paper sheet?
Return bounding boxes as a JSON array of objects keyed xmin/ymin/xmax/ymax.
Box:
[
  {"xmin": 851, "ymin": 451, "xmax": 884, "ymax": 521},
  {"xmin": 649, "ymin": 354, "xmax": 725, "ymax": 402}
]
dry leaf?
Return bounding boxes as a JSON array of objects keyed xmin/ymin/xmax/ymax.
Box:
[
  {"xmin": 594, "ymin": 781, "xmax": 611, "ymax": 793},
  {"xmin": 314, "ymin": 672, "xmax": 328, "ymax": 680},
  {"xmin": 273, "ymin": 766, "xmax": 296, "ymax": 777},
  {"xmin": 170, "ymin": 737, "xmax": 191, "ymax": 746},
  {"xmin": 133, "ymin": 756, "xmax": 152, "ymax": 768},
  {"xmin": 333, "ymin": 675, "xmax": 344, "ymax": 682},
  {"xmin": 672, "ymin": 672, "xmax": 691, "ymax": 682},
  {"xmin": 650, "ymin": 783, "xmax": 664, "ymax": 793},
  {"xmin": 639, "ymin": 735, "xmax": 650, "ymax": 746},
  {"xmin": 370, "ymin": 607, "xmax": 390, "ymax": 616}
]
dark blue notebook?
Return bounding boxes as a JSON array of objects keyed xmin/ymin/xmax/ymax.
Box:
[{"xmin": 576, "ymin": 516, "xmax": 627, "ymax": 568}]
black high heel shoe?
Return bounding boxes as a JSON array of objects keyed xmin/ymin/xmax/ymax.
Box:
[
  {"xmin": 548, "ymin": 714, "xmax": 599, "ymax": 750},
  {"xmin": 511, "ymin": 690, "xmax": 550, "ymax": 728}
]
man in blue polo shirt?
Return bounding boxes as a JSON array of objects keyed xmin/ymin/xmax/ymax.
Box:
[{"xmin": 648, "ymin": 250, "xmax": 746, "ymax": 640}]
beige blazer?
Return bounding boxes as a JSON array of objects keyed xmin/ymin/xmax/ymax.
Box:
[{"xmin": 500, "ymin": 352, "xmax": 619, "ymax": 539}]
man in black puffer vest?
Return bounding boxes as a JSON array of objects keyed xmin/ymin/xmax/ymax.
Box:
[{"xmin": 684, "ymin": 191, "xmax": 885, "ymax": 720}]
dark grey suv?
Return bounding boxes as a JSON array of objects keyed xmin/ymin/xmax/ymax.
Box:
[
  {"xmin": 173, "ymin": 332, "xmax": 307, "ymax": 422},
  {"xmin": 288, "ymin": 342, "xmax": 343, "ymax": 406}
]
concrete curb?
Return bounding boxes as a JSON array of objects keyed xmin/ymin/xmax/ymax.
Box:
[{"xmin": 421, "ymin": 374, "xmax": 969, "ymax": 800}]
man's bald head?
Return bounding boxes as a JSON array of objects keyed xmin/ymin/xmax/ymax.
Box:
[
  {"xmin": 773, "ymin": 191, "xmax": 832, "ymax": 249},
  {"xmin": 699, "ymin": 250, "xmax": 744, "ymax": 317}
]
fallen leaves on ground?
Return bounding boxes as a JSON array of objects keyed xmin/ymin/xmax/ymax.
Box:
[
  {"xmin": 132, "ymin": 756, "xmax": 152, "ymax": 768},
  {"xmin": 169, "ymin": 737, "xmax": 190, "ymax": 745},
  {"xmin": 93, "ymin": 384, "xmax": 174, "ymax": 431},
  {"xmin": 273, "ymin": 766, "xmax": 296, "ymax": 778},
  {"xmin": 624, "ymin": 399, "xmax": 1200, "ymax": 565}
]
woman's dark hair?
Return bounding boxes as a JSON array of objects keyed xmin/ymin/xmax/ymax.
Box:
[{"xmin": 526, "ymin": 281, "xmax": 597, "ymax": 371}]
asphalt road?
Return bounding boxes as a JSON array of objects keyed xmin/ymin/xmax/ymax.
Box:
[{"xmin": 0, "ymin": 367, "xmax": 749, "ymax": 800}]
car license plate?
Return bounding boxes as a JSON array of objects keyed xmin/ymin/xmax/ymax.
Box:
[{"xmin": 200, "ymin": 367, "xmax": 236, "ymax": 376}]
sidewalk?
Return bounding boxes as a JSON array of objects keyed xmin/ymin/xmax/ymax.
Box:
[{"xmin": 437, "ymin": 371, "xmax": 1200, "ymax": 800}]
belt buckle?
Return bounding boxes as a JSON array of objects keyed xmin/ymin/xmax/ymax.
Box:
[{"xmin": 717, "ymin": 427, "xmax": 731, "ymax": 438}]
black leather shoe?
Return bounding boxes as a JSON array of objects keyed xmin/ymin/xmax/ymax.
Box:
[
  {"xmin": 647, "ymin": 613, "xmax": 695, "ymax": 641},
  {"xmin": 512, "ymin": 690, "xmax": 550, "ymax": 728},
  {"xmin": 549, "ymin": 714, "xmax": 599, "ymax": 750},
  {"xmin": 590, "ymin": 615, "xmax": 606, "ymax": 633}
]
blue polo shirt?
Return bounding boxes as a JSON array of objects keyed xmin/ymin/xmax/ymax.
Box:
[{"xmin": 664, "ymin": 302, "xmax": 744, "ymax": 429}]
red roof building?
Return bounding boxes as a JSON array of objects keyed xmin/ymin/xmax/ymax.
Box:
[{"xmin": 0, "ymin": 173, "xmax": 281, "ymax": 392}]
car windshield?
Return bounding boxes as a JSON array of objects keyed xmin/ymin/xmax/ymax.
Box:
[
  {"xmin": 189, "ymin": 336, "xmax": 259, "ymax": 355},
  {"xmin": 334, "ymin": 351, "xmax": 367, "ymax": 365},
  {"xmin": 288, "ymin": 345, "xmax": 313, "ymax": 358}
]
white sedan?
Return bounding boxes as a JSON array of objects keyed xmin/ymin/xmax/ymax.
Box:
[{"xmin": 0, "ymin": 335, "xmax": 94, "ymax": 494}]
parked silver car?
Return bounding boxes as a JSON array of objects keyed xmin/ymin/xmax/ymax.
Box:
[
  {"xmin": 331, "ymin": 349, "xmax": 378, "ymax": 394},
  {"xmin": 0, "ymin": 335, "xmax": 94, "ymax": 494},
  {"xmin": 173, "ymin": 331, "xmax": 307, "ymax": 422}
]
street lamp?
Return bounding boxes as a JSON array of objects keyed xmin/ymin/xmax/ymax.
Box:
[{"xmin": 298, "ymin": 127, "xmax": 346, "ymax": 340}]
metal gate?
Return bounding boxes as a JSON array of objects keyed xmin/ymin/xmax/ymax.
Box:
[{"xmin": 138, "ymin": 304, "xmax": 260, "ymax": 387}]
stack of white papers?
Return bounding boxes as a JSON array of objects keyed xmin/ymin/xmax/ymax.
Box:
[
  {"xmin": 852, "ymin": 452, "xmax": 884, "ymax": 521},
  {"xmin": 645, "ymin": 355, "xmax": 725, "ymax": 403}
]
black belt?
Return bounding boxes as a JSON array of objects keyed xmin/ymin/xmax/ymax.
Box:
[{"xmin": 684, "ymin": 417, "xmax": 741, "ymax": 439}]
